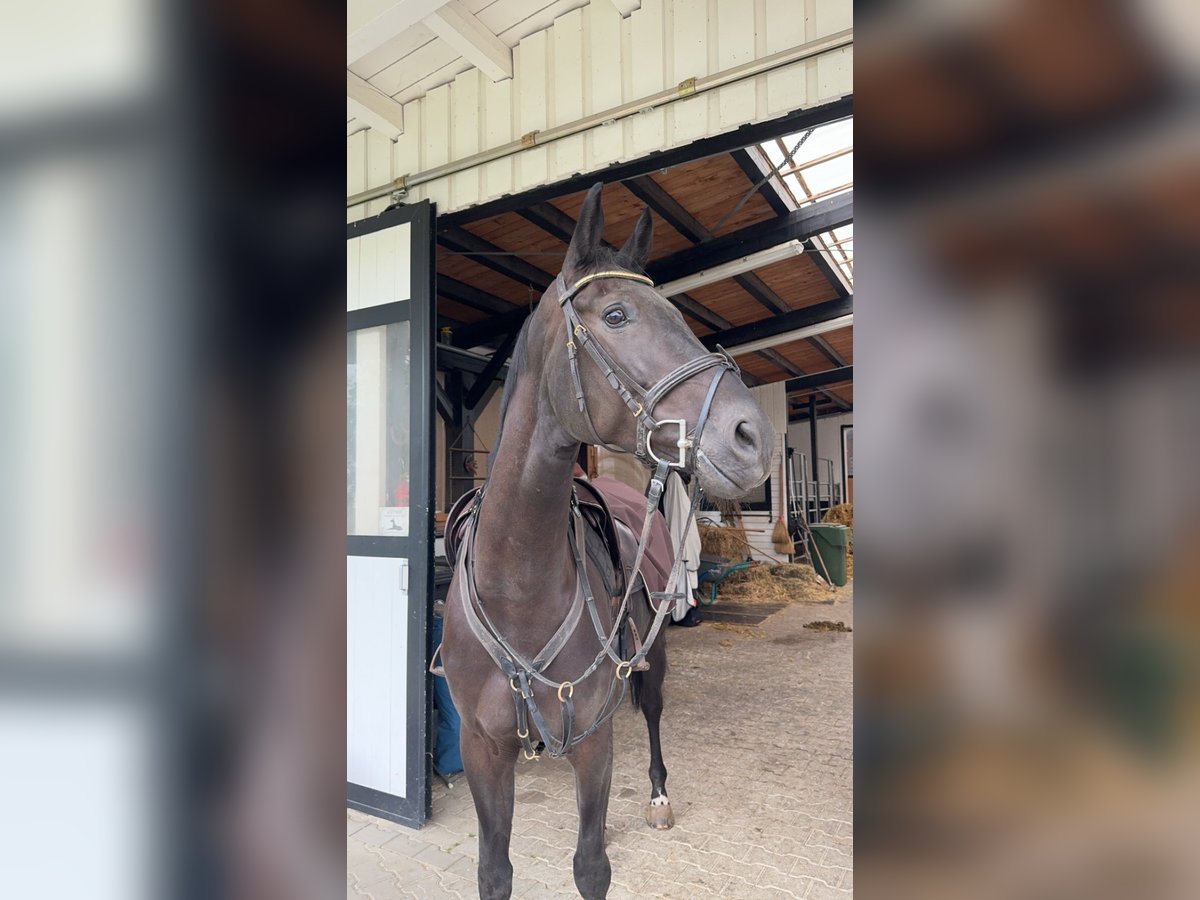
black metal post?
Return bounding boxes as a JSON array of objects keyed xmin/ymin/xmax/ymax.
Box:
[{"xmin": 809, "ymin": 395, "xmax": 819, "ymax": 522}]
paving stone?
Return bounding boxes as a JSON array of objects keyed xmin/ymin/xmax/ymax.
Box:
[{"xmin": 410, "ymin": 841, "xmax": 468, "ymax": 873}]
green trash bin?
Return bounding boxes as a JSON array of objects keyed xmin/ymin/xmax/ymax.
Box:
[{"xmin": 807, "ymin": 524, "xmax": 850, "ymax": 586}]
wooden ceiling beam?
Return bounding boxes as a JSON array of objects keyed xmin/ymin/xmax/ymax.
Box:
[
  {"xmin": 348, "ymin": 0, "xmax": 451, "ymax": 66},
  {"xmin": 346, "ymin": 71, "xmax": 406, "ymax": 140},
  {"xmin": 424, "ymin": 0, "xmax": 513, "ymax": 82}
]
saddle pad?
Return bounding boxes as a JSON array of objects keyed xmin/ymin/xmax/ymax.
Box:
[{"xmin": 587, "ymin": 477, "xmax": 675, "ymax": 598}]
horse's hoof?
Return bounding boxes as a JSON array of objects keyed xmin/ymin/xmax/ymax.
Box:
[{"xmin": 644, "ymin": 799, "xmax": 675, "ymax": 830}]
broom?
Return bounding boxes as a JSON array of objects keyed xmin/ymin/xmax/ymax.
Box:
[{"xmin": 771, "ymin": 515, "xmax": 795, "ymax": 555}]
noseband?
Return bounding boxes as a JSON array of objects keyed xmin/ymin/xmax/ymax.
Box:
[{"xmin": 556, "ymin": 270, "xmax": 739, "ymax": 470}]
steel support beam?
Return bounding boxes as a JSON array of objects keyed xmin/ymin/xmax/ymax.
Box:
[
  {"xmin": 785, "ymin": 366, "xmax": 853, "ymax": 394},
  {"xmin": 516, "ymin": 202, "xmax": 585, "ymax": 246},
  {"xmin": 464, "ymin": 327, "xmax": 520, "ymax": 409},
  {"xmin": 436, "ymin": 341, "xmax": 513, "ymax": 377},
  {"xmin": 435, "ymin": 381, "xmax": 456, "ymax": 426},
  {"xmin": 647, "ymin": 192, "xmax": 852, "ymax": 285},
  {"xmin": 809, "ymin": 395, "xmax": 819, "ymax": 483},
  {"xmin": 438, "ymin": 275, "xmax": 520, "ymax": 315},
  {"xmin": 437, "ymin": 97, "xmax": 852, "ymax": 227},
  {"xmin": 450, "ymin": 306, "xmax": 531, "ymax": 350},
  {"xmin": 702, "ymin": 296, "xmax": 853, "ymax": 351},
  {"xmin": 437, "ymin": 225, "xmax": 554, "ymax": 291},
  {"xmin": 624, "ymin": 175, "xmax": 790, "ymax": 315}
]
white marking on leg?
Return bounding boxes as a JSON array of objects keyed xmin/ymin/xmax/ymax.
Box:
[{"xmin": 650, "ymin": 794, "xmax": 669, "ymax": 806}]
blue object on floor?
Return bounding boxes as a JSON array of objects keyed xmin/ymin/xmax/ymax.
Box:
[
  {"xmin": 696, "ymin": 559, "xmax": 753, "ymax": 605},
  {"xmin": 430, "ymin": 615, "xmax": 463, "ymax": 776}
]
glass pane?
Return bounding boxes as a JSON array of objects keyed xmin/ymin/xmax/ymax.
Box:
[{"xmin": 347, "ymin": 322, "xmax": 411, "ymax": 536}]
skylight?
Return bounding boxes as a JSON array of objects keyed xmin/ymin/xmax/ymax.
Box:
[{"xmin": 759, "ymin": 117, "xmax": 853, "ymax": 286}]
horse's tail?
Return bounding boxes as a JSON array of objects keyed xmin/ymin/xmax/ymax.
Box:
[{"xmin": 629, "ymin": 669, "xmax": 644, "ymax": 713}]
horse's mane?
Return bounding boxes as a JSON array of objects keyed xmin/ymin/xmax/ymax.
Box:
[{"xmin": 488, "ymin": 313, "xmax": 534, "ymax": 472}]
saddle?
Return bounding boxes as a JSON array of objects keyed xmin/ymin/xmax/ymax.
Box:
[{"xmin": 444, "ymin": 478, "xmax": 624, "ymax": 592}]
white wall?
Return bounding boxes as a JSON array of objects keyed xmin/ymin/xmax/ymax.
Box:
[
  {"xmin": 739, "ymin": 382, "xmax": 789, "ymax": 561},
  {"xmin": 787, "ymin": 411, "xmax": 852, "ymax": 504},
  {"xmin": 348, "ymin": 0, "xmax": 852, "ymax": 218}
]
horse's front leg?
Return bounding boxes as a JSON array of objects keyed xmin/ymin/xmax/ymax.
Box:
[
  {"xmin": 567, "ymin": 722, "xmax": 614, "ymax": 899},
  {"xmin": 637, "ymin": 656, "xmax": 675, "ymax": 830},
  {"xmin": 460, "ymin": 728, "xmax": 519, "ymax": 900}
]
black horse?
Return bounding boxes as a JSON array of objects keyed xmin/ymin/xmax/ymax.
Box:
[{"xmin": 441, "ymin": 183, "xmax": 774, "ymax": 899}]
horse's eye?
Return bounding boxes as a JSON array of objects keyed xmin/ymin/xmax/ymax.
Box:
[{"xmin": 603, "ymin": 307, "xmax": 627, "ymax": 327}]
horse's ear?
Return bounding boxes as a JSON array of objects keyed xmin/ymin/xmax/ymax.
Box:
[
  {"xmin": 619, "ymin": 207, "xmax": 653, "ymax": 269},
  {"xmin": 564, "ymin": 182, "xmax": 606, "ymax": 276}
]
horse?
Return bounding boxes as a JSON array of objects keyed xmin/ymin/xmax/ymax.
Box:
[{"xmin": 440, "ymin": 182, "xmax": 774, "ymax": 899}]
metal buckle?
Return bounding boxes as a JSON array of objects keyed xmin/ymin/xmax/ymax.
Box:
[{"xmin": 645, "ymin": 419, "xmax": 692, "ymax": 469}]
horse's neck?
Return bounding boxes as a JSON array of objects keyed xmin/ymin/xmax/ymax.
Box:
[{"xmin": 474, "ymin": 374, "xmax": 578, "ymax": 600}]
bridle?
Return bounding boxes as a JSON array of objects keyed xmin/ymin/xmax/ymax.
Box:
[
  {"xmin": 555, "ymin": 270, "xmax": 739, "ymax": 470},
  {"xmin": 450, "ymin": 268, "xmax": 741, "ymax": 760}
]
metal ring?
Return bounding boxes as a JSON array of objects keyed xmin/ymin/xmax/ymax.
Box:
[
  {"xmin": 510, "ymin": 677, "xmax": 521, "ymax": 693},
  {"xmin": 516, "ymin": 727, "xmax": 529, "ymax": 740},
  {"xmin": 524, "ymin": 749, "xmax": 540, "ymax": 761},
  {"xmin": 557, "ymin": 681, "xmax": 574, "ymax": 702},
  {"xmin": 615, "ymin": 662, "xmax": 633, "ymax": 681}
]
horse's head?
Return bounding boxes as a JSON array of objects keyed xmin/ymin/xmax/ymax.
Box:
[{"xmin": 539, "ymin": 183, "xmax": 774, "ymax": 499}]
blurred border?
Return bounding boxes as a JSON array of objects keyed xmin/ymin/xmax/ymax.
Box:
[
  {"xmin": 856, "ymin": 1, "xmax": 1200, "ymax": 898},
  {"xmin": 0, "ymin": 1, "xmax": 347, "ymax": 898}
]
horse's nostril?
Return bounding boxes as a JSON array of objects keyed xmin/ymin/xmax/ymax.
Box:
[{"xmin": 735, "ymin": 420, "xmax": 758, "ymax": 449}]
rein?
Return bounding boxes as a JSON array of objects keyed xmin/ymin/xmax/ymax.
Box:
[{"xmin": 454, "ymin": 269, "xmax": 737, "ymax": 760}]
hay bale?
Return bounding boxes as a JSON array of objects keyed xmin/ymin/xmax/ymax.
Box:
[
  {"xmin": 699, "ymin": 524, "xmax": 750, "ymax": 561},
  {"xmin": 716, "ymin": 562, "xmax": 831, "ymax": 604},
  {"xmin": 822, "ymin": 503, "xmax": 854, "ymax": 555},
  {"xmin": 822, "ymin": 503, "xmax": 853, "ymax": 527}
]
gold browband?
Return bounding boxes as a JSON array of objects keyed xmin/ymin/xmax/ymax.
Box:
[{"xmin": 568, "ymin": 271, "xmax": 654, "ymax": 293}]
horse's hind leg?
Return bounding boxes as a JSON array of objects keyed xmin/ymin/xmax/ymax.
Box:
[
  {"xmin": 460, "ymin": 729, "xmax": 519, "ymax": 900},
  {"xmin": 567, "ymin": 725, "xmax": 614, "ymax": 899},
  {"xmin": 640, "ymin": 639, "xmax": 675, "ymax": 830}
]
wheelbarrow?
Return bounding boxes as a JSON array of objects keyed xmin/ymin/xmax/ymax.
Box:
[{"xmin": 696, "ymin": 553, "xmax": 753, "ymax": 606}]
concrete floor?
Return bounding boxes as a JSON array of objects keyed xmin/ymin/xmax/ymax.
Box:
[{"xmin": 348, "ymin": 586, "xmax": 853, "ymax": 899}]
